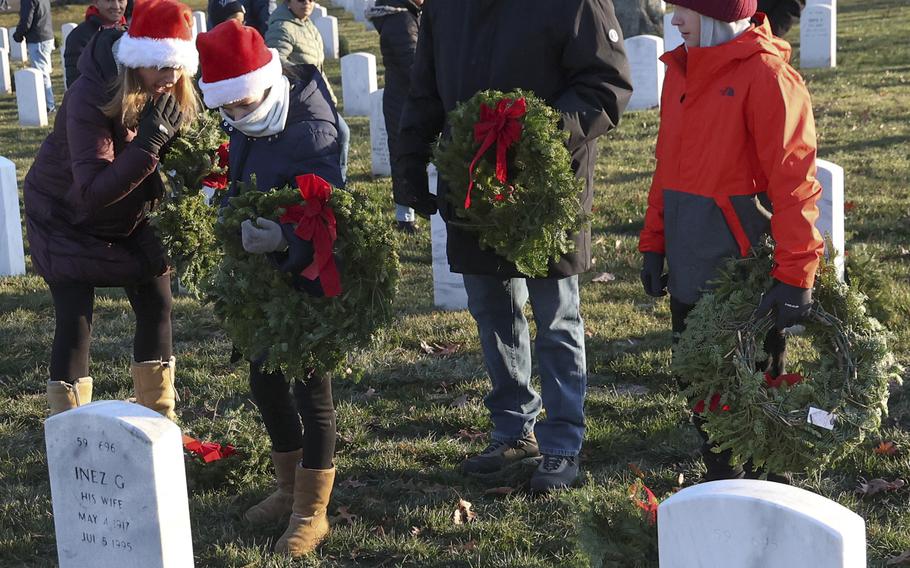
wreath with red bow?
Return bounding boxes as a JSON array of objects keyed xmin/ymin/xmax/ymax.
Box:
[
  {"xmin": 673, "ymin": 240, "xmax": 898, "ymax": 474},
  {"xmin": 433, "ymin": 90, "xmax": 586, "ymax": 277},
  {"xmin": 209, "ymin": 175, "xmax": 399, "ymax": 378}
]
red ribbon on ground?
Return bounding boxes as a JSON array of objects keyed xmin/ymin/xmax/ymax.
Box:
[
  {"xmin": 764, "ymin": 372, "xmax": 805, "ymax": 389},
  {"xmin": 693, "ymin": 392, "xmax": 730, "ymax": 414},
  {"xmin": 278, "ymin": 173, "xmax": 342, "ymax": 297},
  {"xmin": 630, "ymin": 482, "xmax": 659, "ymax": 526},
  {"xmin": 465, "ymin": 97, "xmax": 527, "ymax": 209},
  {"xmin": 202, "ymin": 142, "xmax": 230, "ymax": 190},
  {"xmin": 182, "ymin": 434, "xmax": 236, "ymax": 463}
]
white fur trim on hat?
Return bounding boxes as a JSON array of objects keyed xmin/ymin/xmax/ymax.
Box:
[
  {"xmin": 115, "ymin": 34, "xmax": 199, "ymax": 75},
  {"xmin": 198, "ymin": 48, "xmax": 284, "ymax": 109}
]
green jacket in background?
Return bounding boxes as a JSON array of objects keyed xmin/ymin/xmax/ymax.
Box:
[{"xmin": 265, "ymin": 4, "xmax": 336, "ymax": 103}]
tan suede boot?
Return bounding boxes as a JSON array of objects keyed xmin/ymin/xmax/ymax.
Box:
[
  {"xmin": 131, "ymin": 357, "xmax": 177, "ymax": 421},
  {"xmin": 244, "ymin": 449, "xmax": 303, "ymax": 525},
  {"xmin": 274, "ymin": 467, "xmax": 335, "ymax": 557},
  {"xmin": 47, "ymin": 377, "xmax": 93, "ymax": 416}
]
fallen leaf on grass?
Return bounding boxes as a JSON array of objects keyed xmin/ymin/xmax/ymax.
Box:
[
  {"xmin": 875, "ymin": 441, "xmax": 899, "ymax": 456},
  {"xmin": 450, "ymin": 394, "xmax": 470, "ymax": 408},
  {"xmin": 419, "ymin": 340, "xmax": 461, "ymax": 357},
  {"xmin": 677, "ymin": 473, "xmax": 685, "ymax": 486},
  {"xmin": 844, "ymin": 201, "xmax": 857, "ymax": 212},
  {"xmin": 410, "ymin": 526, "xmax": 423, "ymax": 537},
  {"xmin": 483, "ymin": 486, "xmax": 515, "ymax": 497},
  {"xmin": 455, "ymin": 540, "xmax": 478, "ymax": 552},
  {"xmin": 887, "ymin": 550, "xmax": 910, "ymax": 565},
  {"xmin": 591, "ymin": 272, "xmax": 616, "ymax": 283},
  {"xmin": 628, "ymin": 462, "xmax": 645, "ymax": 479},
  {"xmin": 855, "ymin": 477, "xmax": 905, "ymax": 496},
  {"xmin": 457, "ymin": 428, "xmax": 486, "ymax": 443},
  {"xmin": 332, "ymin": 506, "xmax": 357, "ymax": 525},
  {"xmin": 452, "ymin": 498, "xmax": 477, "ymax": 525}
]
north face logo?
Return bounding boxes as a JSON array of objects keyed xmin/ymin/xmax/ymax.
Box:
[{"xmin": 720, "ymin": 87, "xmax": 735, "ymax": 97}]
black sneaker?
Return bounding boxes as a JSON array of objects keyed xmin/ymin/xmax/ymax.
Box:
[
  {"xmin": 530, "ymin": 455, "xmax": 579, "ymax": 492},
  {"xmin": 395, "ymin": 221, "xmax": 418, "ymax": 234},
  {"xmin": 461, "ymin": 434, "xmax": 540, "ymax": 475}
]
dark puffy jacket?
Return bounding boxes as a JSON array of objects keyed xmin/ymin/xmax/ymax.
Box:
[
  {"xmin": 64, "ymin": 11, "xmax": 126, "ymax": 89},
  {"xmin": 223, "ymin": 64, "xmax": 343, "ymax": 196},
  {"xmin": 242, "ymin": 0, "xmax": 271, "ymax": 37},
  {"xmin": 23, "ymin": 30, "xmax": 168, "ymax": 286},
  {"xmin": 757, "ymin": 0, "xmax": 806, "ymax": 37},
  {"xmin": 14, "ymin": 0, "xmax": 53, "ymax": 43},
  {"xmin": 397, "ymin": 0, "xmax": 633, "ymax": 278},
  {"xmin": 367, "ymin": 0, "xmax": 420, "ymax": 206}
]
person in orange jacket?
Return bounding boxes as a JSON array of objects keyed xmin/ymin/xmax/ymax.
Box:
[{"xmin": 638, "ymin": 0, "xmax": 824, "ymax": 481}]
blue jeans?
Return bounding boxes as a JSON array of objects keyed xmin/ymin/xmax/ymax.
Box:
[
  {"xmin": 27, "ymin": 39, "xmax": 55, "ymax": 111},
  {"xmin": 463, "ymin": 274, "xmax": 587, "ymax": 457},
  {"xmin": 336, "ymin": 114, "xmax": 350, "ymax": 183}
]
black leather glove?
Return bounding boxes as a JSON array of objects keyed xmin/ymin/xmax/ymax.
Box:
[
  {"xmin": 399, "ymin": 160, "xmax": 438, "ymax": 216},
  {"xmin": 640, "ymin": 252, "xmax": 669, "ymax": 297},
  {"xmin": 756, "ymin": 280, "xmax": 812, "ymax": 329},
  {"xmin": 134, "ymin": 93, "xmax": 183, "ymax": 156},
  {"xmin": 12, "ymin": 32, "xmax": 23, "ymax": 44},
  {"xmin": 277, "ymin": 223, "xmax": 315, "ymax": 274}
]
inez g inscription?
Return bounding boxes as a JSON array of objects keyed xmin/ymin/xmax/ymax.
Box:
[{"xmin": 45, "ymin": 401, "xmax": 194, "ymax": 568}]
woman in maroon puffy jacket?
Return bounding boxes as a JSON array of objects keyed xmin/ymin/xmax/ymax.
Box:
[{"xmin": 23, "ymin": 0, "xmax": 199, "ymax": 418}]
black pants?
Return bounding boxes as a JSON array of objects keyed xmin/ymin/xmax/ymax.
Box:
[
  {"xmin": 249, "ymin": 361, "xmax": 336, "ymax": 470},
  {"xmin": 48, "ymin": 274, "xmax": 173, "ymax": 381}
]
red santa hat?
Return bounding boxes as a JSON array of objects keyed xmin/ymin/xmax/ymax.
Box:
[
  {"xmin": 196, "ymin": 20, "xmax": 283, "ymax": 109},
  {"xmin": 115, "ymin": 0, "xmax": 198, "ymax": 74}
]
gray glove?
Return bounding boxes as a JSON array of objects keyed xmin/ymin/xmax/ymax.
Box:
[{"xmin": 241, "ymin": 217, "xmax": 287, "ymax": 254}]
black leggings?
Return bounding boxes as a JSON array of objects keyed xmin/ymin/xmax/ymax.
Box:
[
  {"xmin": 249, "ymin": 362, "xmax": 336, "ymax": 470},
  {"xmin": 48, "ymin": 274, "xmax": 173, "ymax": 381}
]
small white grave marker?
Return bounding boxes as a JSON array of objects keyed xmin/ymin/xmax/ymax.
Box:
[
  {"xmin": 311, "ymin": 4, "xmax": 327, "ymax": 18},
  {"xmin": 659, "ymin": 480, "xmax": 866, "ymax": 568},
  {"xmin": 815, "ymin": 158, "xmax": 845, "ymax": 280},
  {"xmin": 428, "ymin": 164, "xmax": 468, "ymax": 311},
  {"xmin": 15, "ymin": 68, "xmax": 47, "ymax": 126},
  {"xmin": 10, "ymin": 35, "xmax": 27, "ymax": 63},
  {"xmin": 0, "ymin": 49, "xmax": 12, "ymax": 95},
  {"xmin": 663, "ymin": 13, "xmax": 684, "ymax": 52},
  {"xmin": 0, "ymin": 27, "xmax": 10, "ymax": 52},
  {"xmin": 369, "ymin": 89, "xmax": 391, "ymax": 177},
  {"xmin": 0, "ymin": 157, "xmax": 25, "ymax": 276},
  {"xmin": 45, "ymin": 401, "xmax": 194, "ymax": 568},
  {"xmin": 352, "ymin": 0, "xmax": 368, "ymax": 21},
  {"xmin": 191, "ymin": 11, "xmax": 207, "ymax": 39},
  {"xmin": 314, "ymin": 15, "xmax": 339, "ymax": 59},
  {"xmin": 340, "ymin": 52, "xmax": 377, "ymax": 116},
  {"xmin": 626, "ymin": 35, "xmax": 664, "ymax": 110},
  {"xmin": 801, "ymin": 4, "xmax": 837, "ymax": 68}
]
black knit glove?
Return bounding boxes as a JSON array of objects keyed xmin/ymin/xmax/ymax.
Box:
[
  {"xmin": 640, "ymin": 252, "xmax": 669, "ymax": 297},
  {"xmin": 134, "ymin": 93, "xmax": 183, "ymax": 156},
  {"xmin": 12, "ymin": 32, "xmax": 23, "ymax": 43},
  {"xmin": 756, "ymin": 280, "xmax": 812, "ymax": 329},
  {"xmin": 399, "ymin": 160, "xmax": 437, "ymax": 216},
  {"xmin": 277, "ymin": 223, "xmax": 315, "ymax": 274}
]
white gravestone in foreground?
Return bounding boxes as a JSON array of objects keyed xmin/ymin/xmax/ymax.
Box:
[
  {"xmin": 801, "ymin": 5, "xmax": 836, "ymax": 68},
  {"xmin": 15, "ymin": 68, "xmax": 47, "ymax": 126},
  {"xmin": 45, "ymin": 401, "xmax": 194, "ymax": 568},
  {"xmin": 0, "ymin": 49, "xmax": 12, "ymax": 95},
  {"xmin": 659, "ymin": 480, "xmax": 865, "ymax": 568},
  {"xmin": 663, "ymin": 13, "xmax": 684, "ymax": 52},
  {"xmin": 314, "ymin": 15, "xmax": 339, "ymax": 59},
  {"xmin": 340, "ymin": 52, "xmax": 377, "ymax": 116},
  {"xmin": 428, "ymin": 164, "xmax": 468, "ymax": 311},
  {"xmin": 9, "ymin": 35, "xmax": 27, "ymax": 63},
  {"xmin": 626, "ymin": 35, "xmax": 664, "ymax": 110},
  {"xmin": 0, "ymin": 157, "xmax": 25, "ymax": 276},
  {"xmin": 815, "ymin": 159, "xmax": 845, "ymax": 280},
  {"xmin": 0, "ymin": 27, "xmax": 9, "ymax": 52},
  {"xmin": 369, "ymin": 89, "xmax": 390, "ymax": 177}
]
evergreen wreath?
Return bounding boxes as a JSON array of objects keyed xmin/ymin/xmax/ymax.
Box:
[
  {"xmin": 673, "ymin": 240, "xmax": 899, "ymax": 474},
  {"xmin": 433, "ymin": 89, "xmax": 586, "ymax": 277},
  {"xmin": 209, "ymin": 177, "xmax": 399, "ymax": 379},
  {"xmin": 154, "ymin": 111, "xmax": 228, "ymax": 296}
]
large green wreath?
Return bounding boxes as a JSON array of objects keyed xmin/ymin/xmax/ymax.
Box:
[
  {"xmin": 673, "ymin": 241, "xmax": 898, "ymax": 474},
  {"xmin": 433, "ymin": 89, "xmax": 586, "ymax": 277},
  {"xmin": 208, "ymin": 179, "xmax": 399, "ymax": 379},
  {"xmin": 154, "ymin": 111, "xmax": 228, "ymax": 296}
]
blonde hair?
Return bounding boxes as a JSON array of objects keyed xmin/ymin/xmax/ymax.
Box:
[{"xmin": 102, "ymin": 67, "xmax": 200, "ymax": 129}]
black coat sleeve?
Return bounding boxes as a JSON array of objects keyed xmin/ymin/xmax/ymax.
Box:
[
  {"xmin": 554, "ymin": 0, "xmax": 633, "ymax": 153},
  {"xmin": 379, "ymin": 12, "xmax": 418, "ymax": 80},
  {"xmin": 13, "ymin": 0, "xmax": 35, "ymax": 42},
  {"xmin": 64, "ymin": 24, "xmax": 94, "ymax": 89},
  {"xmin": 395, "ymin": 7, "xmax": 444, "ymax": 215},
  {"xmin": 757, "ymin": 0, "xmax": 806, "ymax": 37}
]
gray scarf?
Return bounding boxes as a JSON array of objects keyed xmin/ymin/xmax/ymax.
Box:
[
  {"xmin": 220, "ymin": 76, "xmax": 290, "ymax": 138},
  {"xmin": 699, "ymin": 15, "xmax": 753, "ymax": 48}
]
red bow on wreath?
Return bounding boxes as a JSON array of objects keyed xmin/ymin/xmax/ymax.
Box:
[
  {"xmin": 202, "ymin": 142, "xmax": 230, "ymax": 191},
  {"xmin": 279, "ymin": 174, "xmax": 342, "ymax": 297},
  {"xmin": 693, "ymin": 392, "xmax": 730, "ymax": 414},
  {"xmin": 182, "ymin": 434, "xmax": 236, "ymax": 463},
  {"xmin": 764, "ymin": 372, "xmax": 805, "ymax": 389},
  {"xmin": 465, "ymin": 97, "xmax": 527, "ymax": 209}
]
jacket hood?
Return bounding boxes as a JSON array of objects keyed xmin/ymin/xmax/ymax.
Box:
[
  {"xmin": 76, "ymin": 28, "xmax": 124, "ymax": 88},
  {"xmin": 661, "ymin": 14, "xmax": 791, "ymax": 82}
]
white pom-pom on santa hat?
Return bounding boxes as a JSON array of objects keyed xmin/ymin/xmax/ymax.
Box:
[{"xmin": 115, "ymin": 0, "xmax": 199, "ymax": 75}]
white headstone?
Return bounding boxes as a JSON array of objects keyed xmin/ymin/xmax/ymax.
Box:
[
  {"xmin": 369, "ymin": 89, "xmax": 391, "ymax": 177},
  {"xmin": 340, "ymin": 52, "xmax": 377, "ymax": 116},
  {"xmin": 626, "ymin": 35, "xmax": 664, "ymax": 110},
  {"xmin": 0, "ymin": 157, "xmax": 25, "ymax": 276},
  {"xmin": 659, "ymin": 480, "xmax": 865, "ymax": 568},
  {"xmin": 191, "ymin": 11, "xmax": 207, "ymax": 39},
  {"xmin": 0, "ymin": 27, "xmax": 9, "ymax": 53},
  {"xmin": 61, "ymin": 22, "xmax": 78, "ymax": 47},
  {"xmin": 0, "ymin": 49, "xmax": 11, "ymax": 95},
  {"xmin": 814, "ymin": 159, "xmax": 845, "ymax": 280},
  {"xmin": 311, "ymin": 4, "xmax": 328, "ymax": 18},
  {"xmin": 807, "ymin": 0, "xmax": 836, "ymax": 6},
  {"xmin": 800, "ymin": 5, "xmax": 836, "ymax": 68},
  {"xmin": 352, "ymin": 0, "xmax": 368, "ymax": 21},
  {"xmin": 663, "ymin": 13, "xmax": 684, "ymax": 52},
  {"xmin": 10, "ymin": 35, "xmax": 27, "ymax": 63},
  {"xmin": 428, "ymin": 164, "xmax": 468, "ymax": 311},
  {"xmin": 45, "ymin": 401, "xmax": 194, "ymax": 568},
  {"xmin": 15, "ymin": 68, "xmax": 47, "ymax": 126},
  {"xmin": 314, "ymin": 15, "xmax": 339, "ymax": 59}
]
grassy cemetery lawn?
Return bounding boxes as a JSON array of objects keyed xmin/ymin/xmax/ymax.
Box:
[{"xmin": 1, "ymin": 0, "xmax": 909, "ymax": 565}]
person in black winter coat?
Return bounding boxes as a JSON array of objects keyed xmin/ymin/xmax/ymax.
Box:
[
  {"xmin": 14, "ymin": 0, "xmax": 55, "ymax": 111},
  {"xmin": 397, "ymin": 0, "xmax": 632, "ymax": 492},
  {"xmin": 64, "ymin": 0, "xmax": 128, "ymax": 88},
  {"xmin": 366, "ymin": 0, "xmax": 422, "ymax": 233},
  {"xmin": 207, "ymin": 0, "xmax": 246, "ymax": 30},
  {"xmin": 242, "ymin": 0, "xmax": 271, "ymax": 36},
  {"xmin": 757, "ymin": 0, "xmax": 805, "ymax": 37},
  {"xmin": 196, "ymin": 20, "xmax": 342, "ymax": 558}
]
